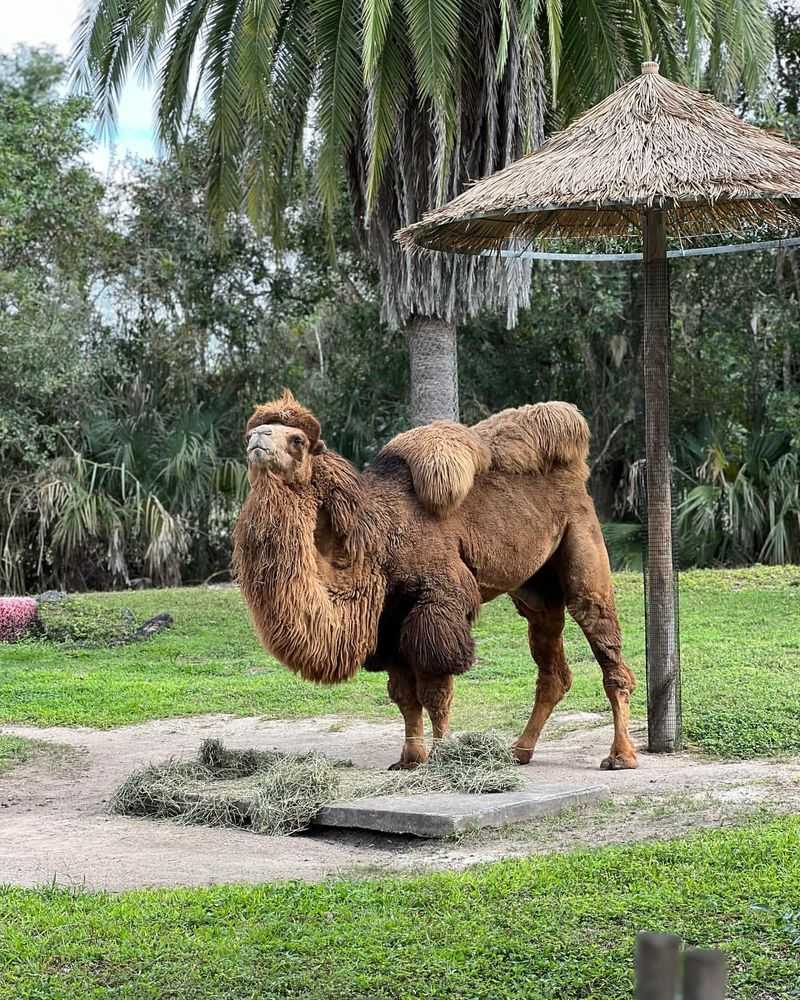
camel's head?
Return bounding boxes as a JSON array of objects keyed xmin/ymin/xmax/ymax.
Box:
[{"xmin": 245, "ymin": 389, "xmax": 325, "ymax": 486}]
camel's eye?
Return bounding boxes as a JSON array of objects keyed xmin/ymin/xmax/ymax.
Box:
[{"xmin": 291, "ymin": 435, "xmax": 304, "ymax": 448}]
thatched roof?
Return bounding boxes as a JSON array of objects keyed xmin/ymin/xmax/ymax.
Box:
[{"xmin": 398, "ymin": 63, "xmax": 800, "ymax": 254}]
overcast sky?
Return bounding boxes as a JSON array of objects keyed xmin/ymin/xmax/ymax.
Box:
[{"xmin": 5, "ymin": 1, "xmax": 157, "ymax": 171}]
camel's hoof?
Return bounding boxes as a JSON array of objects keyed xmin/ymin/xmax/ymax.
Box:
[
  {"xmin": 512, "ymin": 745, "xmax": 533, "ymax": 765},
  {"xmin": 600, "ymin": 753, "xmax": 638, "ymax": 771},
  {"xmin": 388, "ymin": 759, "xmax": 422, "ymax": 771}
]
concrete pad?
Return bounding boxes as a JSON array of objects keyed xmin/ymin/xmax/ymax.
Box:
[{"xmin": 315, "ymin": 783, "xmax": 609, "ymax": 838}]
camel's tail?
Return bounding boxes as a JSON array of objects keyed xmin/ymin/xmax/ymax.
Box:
[{"xmin": 471, "ymin": 402, "xmax": 590, "ymax": 477}]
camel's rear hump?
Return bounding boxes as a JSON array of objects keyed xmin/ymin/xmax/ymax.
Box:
[{"xmin": 472, "ymin": 402, "xmax": 590, "ymax": 478}]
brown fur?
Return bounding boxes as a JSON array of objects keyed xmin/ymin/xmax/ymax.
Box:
[
  {"xmin": 232, "ymin": 450, "xmax": 386, "ymax": 684},
  {"xmin": 380, "ymin": 422, "xmax": 491, "ymax": 516},
  {"xmin": 473, "ymin": 401, "xmax": 590, "ymax": 477},
  {"xmin": 246, "ymin": 388, "xmax": 324, "ymax": 452},
  {"xmin": 233, "ymin": 394, "xmax": 637, "ymax": 771}
]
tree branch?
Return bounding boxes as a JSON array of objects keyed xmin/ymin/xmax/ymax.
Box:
[{"xmin": 590, "ymin": 417, "xmax": 633, "ymax": 472}]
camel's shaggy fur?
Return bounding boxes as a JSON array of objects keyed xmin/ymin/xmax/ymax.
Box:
[
  {"xmin": 380, "ymin": 422, "xmax": 491, "ymax": 516},
  {"xmin": 473, "ymin": 402, "xmax": 591, "ymax": 476},
  {"xmin": 233, "ymin": 390, "xmax": 638, "ymax": 772},
  {"xmin": 246, "ymin": 390, "xmax": 325, "ymax": 452}
]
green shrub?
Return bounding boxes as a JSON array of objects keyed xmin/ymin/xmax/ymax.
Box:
[{"xmin": 38, "ymin": 597, "xmax": 137, "ymax": 646}]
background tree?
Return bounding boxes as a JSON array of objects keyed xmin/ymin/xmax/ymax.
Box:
[
  {"xmin": 3, "ymin": 32, "xmax": 797, "ymax": 593},
  {"xmin": 0, "ymin": 46, "xmax": 108, "ymax": 475},
  {"xmin": 72, "ymin": 0, "xmax": 772, "ymax": 425}
]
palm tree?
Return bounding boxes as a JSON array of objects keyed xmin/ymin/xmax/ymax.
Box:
[{"xmin": 73, "ymin": 0, "xmax": 771, "ymax": 424}]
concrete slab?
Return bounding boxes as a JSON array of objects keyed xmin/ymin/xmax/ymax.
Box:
[{"xmin": 315, "ymin": 783, "xmax": 609, "ymax": 838}]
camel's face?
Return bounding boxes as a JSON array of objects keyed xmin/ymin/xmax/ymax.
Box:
[{"xmin": 246, "ymin": 423, "xmax": 314, "ymax": 485}]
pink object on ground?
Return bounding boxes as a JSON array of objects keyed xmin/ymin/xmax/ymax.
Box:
[{"xmin": 0, "ymin": 597, "xmax": 39, "ymax": 642}]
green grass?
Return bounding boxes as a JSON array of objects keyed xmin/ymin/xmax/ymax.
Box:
[
  {"xmin": 2, "ymin": 818, "xmax": 800, "ymax": 999},
  {"xmin": 0, "ymin": 736, "xmax": 31, "ymax": 774},
  {"xmin": 1, "ymin": 566, "xmax": 799, "ymax": 757}
]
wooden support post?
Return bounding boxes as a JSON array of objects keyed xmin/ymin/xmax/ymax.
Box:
[
  {"xmin": 642, "ymin": 209, "xmax": 681, "ymax": 752},
  {"xmin": 683, "ymin": 949, "xmax": 727, "ymax": 1000},
  {"xmin": 636, "ymin": 932, "xmax": 681, "ymax": 1000}
]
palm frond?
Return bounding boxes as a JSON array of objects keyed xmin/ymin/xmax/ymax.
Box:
[
  {"xmin": 710, "ymin": 0, "xmax": 773, "ymax": 100},
  {"xmin": 313, "ymin": 0, "xmax": 364, "ymax": 215},
  {"xmin": 362, "ymin": 0, "xmax": 393, "ymax": 78},
  {"xmin": 157, "ymin": 0, "xmax": 213, "ymax": 145},
  {"xmin": 72, "ymin": 0, "xmax": 148, "ymax": 134},
  {"xmin": 248, "ymin": 0, "xmax": 315, "ymax": 235},
  {"xmin": 363, "ymin": 3, "xmax": 410, "ymax": 211},
  {"xmin": 203, "ymin": 0, "xmax": 249, "ymax": 221},
  {"xmin": 544, "ymin": 0, "xmax": 562, "ymax": 100},
  {"xmin": 679, "ymin": 0, "xmax": 714, "ymax": 85},
  {"xmin": 400, "ymin": 0, "xmax": 460, "ymax": 201}
]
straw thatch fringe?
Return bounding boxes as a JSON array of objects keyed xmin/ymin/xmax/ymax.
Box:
[{"xmin": 398, "ymin": 64, "xmax": 800, "ymax": 253}]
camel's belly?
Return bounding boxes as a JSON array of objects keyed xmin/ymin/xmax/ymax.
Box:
[{"xmin": 461, "ymin": 474, "xmax": 570, "ymax": 596}]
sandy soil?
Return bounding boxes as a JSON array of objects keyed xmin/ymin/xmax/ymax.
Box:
[{"xmin": 2, "ymin": 713, "xmax": 800, "ymax": 891}]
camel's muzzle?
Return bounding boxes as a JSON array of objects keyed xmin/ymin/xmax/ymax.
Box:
[
  {"xmin": 247, "ymin": 427, "xmax": 278, "ymax": 467},
  {"xmin": 246, "ymin": 423, "xmax": 299, "ymax": 478}
]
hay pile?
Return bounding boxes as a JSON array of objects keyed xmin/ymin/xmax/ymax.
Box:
[{"xmin": 112, "ymin": 733, "xmax": 522, "ymax": 836}]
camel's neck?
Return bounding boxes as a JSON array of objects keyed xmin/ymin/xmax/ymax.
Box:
[{"xmin": 232, "ymin": 456, "xmax": 387, "ymax": 684}]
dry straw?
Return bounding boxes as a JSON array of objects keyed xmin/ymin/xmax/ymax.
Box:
[
  {"xmin": 398, "ymin": 63, "xmax": 800, "ymax": 254},
  {"xmin": 112, "ymin": 733, "xmax": 522, "ymax": 835}
]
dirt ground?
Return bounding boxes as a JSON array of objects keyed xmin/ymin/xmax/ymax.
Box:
[{"xmin": 2, "ymin": 712, "xmax": 800, "ymax": 891}]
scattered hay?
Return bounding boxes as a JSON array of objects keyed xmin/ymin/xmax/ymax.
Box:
[
  {"xmin": 248, "ymin": 756, "xmax": 341, "ymax": 835},
  {"xmin": 427, "ymin": 731, "xmax": 523, "ymax": 794},
  {"xmin": 112, "ymin": 732, "xmax": 522, "ymax": 836},
  {"xmin": 112, "ymin": 740, "xmax": 344, "ymax": 836}
]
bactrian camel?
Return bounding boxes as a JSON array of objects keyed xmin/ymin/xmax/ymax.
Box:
[{"xmin": 232, "ymin": 390, "xmax": 637, "ymax": 771}]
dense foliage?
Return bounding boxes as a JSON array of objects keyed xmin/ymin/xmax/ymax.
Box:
[
  {"xmin": 73, "ymin": 0, "xmax": 772, "ymax": 332},
  {"xmin": 1, "ymin": 40, "xmax": 799, "ymax": 592}
]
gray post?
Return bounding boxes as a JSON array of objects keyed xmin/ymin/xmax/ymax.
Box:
[
  {"xmin": 642, "ymin": 209, "xmax": 681, "ymax": 752},
  {"xmin": 683, "ymin": 949, "xmax": 727, "ymax": 1000},
  {"xmin": 636, "ymin": 932, "xmax": 681, "ymax": 1000}
]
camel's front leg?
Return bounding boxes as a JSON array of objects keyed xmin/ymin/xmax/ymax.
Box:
[
  {"xmin": 394, "ymin": 581, "xmax": 475, "ymax": 763},
  {"xmin": 387, "ymin": 669, "xmax": 428, "ymax": 769},
  {"xmin": 416, "ymin": 673, "xmax": 454, "ymax": 744}
]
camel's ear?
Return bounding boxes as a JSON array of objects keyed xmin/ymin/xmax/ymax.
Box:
[{"xmin": 311, "ymin": 438, "xmax": 327, "ymax": 455}]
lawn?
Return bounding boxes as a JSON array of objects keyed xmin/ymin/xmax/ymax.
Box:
[
  {"xmin": 1, "ymin": 566, "xmax": 799, "ymax": 757},
  {"xmin": 1, "ymin": 818, "xmax": 799, "ymax": 999}
]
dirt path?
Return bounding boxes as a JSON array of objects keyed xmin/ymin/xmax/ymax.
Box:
[{"xmin": 2, "ymin": 713, "xmax": 799, "ymax": 891}]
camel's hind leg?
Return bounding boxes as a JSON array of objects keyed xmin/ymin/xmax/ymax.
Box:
[
  {"xmin": 510, "ymin": 592, "xmax": 572, "ymax": 764},
  {"xmin": 387, "ymin": 668, "xmax": 428, "ymax": 770},
  {"xmin": 555, "ymin": 515, "xmax": 638, "ymax": 770}
]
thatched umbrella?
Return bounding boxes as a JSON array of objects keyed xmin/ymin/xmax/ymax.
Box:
[{"xmin": 398, "ymin": 62, "xmax": 800, "ymax": 753}]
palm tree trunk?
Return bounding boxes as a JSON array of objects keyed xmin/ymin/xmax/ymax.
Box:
[{"xmin": 406, "ymin": 316, "xmax": 459, "ymax": 425}]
